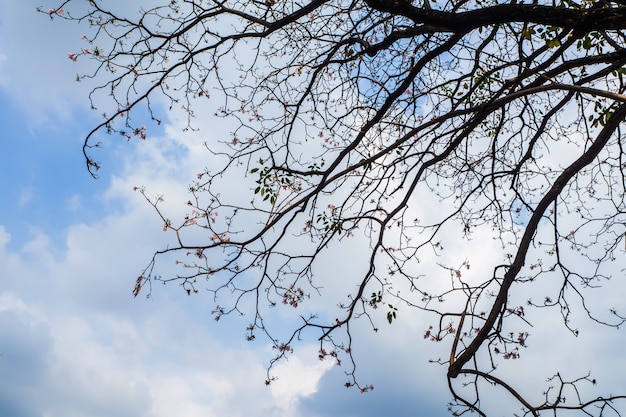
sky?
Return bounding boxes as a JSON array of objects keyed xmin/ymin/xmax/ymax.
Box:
[
  {"xmin": 0, "ymin": 3, "xmax": 452, "ymax": 417},
  {"xmin": 0, "ymin": 2, "xmax": 625, "ymax": 417}
]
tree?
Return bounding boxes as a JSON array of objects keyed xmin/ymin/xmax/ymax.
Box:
[{"xmin": 45, "ymin": 0, "xmax": 626, "ymax": 415}]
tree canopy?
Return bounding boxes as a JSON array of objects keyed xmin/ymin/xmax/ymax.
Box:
[{"xmin": 46, "ymin": 0, "xmax": 626, "ymax": 415}]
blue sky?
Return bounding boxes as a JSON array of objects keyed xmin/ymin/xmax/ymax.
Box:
[
  {"xmin": 0, "ymin": 3, "xmax": 453, "ymax": 417},
  {"xmin": 1, "ymin": 2, "xmax": 626, "ymax": 417}
]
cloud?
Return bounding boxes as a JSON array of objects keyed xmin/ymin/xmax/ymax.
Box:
[
  {"xmin": 270, "ymin": 346, "xmax": 335, "ymax": 415},
  {"xmin": 106, "ymin": 107, "xmax": 626, "ymax": 415},
  {"xmin": 0, "ymin": 242, "xmax": 335, "ymax": 417},
  {"xmin": 0, "ymin": 2, "xmax": 137, "ymax": 128},
  {"xmin": 0, "ymin": 293, "xmax": 54, "ymax": 417},
  {"xmin": 2, "ymin": 3, "xmax": 625, "ymax": 416},
  {"xmin": 0, "ymin": 4, "xmax": 82, "ymax": 125},
  {"xmin": 0, "ymin": 142, "xmax": 338, "ymax": 417}
]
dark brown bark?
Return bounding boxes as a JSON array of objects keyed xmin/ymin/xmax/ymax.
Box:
[
  {"xmin": 449, "ymin": 103, "xmax": 626, "ymax": 378},
  {"xmin": 366, "ymin": 1, "xmax": 626, "ymax": 32}
]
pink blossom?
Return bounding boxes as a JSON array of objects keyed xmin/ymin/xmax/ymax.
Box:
[
  {"xmin": 277, "ymin": 343, "xmax": 293, "ymax": 353},
  {"xmin": 68, "ymin": 53, "xmax": 78, "ymax": 62}
]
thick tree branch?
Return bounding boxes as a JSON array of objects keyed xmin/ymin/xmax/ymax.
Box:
[
  {"xmin": 448, "ymin": 103, "xmax": 626, "ymax": 378},
  {"xmin": 365, "ymin": 1, "xmax": 626, "ymax": 32}
]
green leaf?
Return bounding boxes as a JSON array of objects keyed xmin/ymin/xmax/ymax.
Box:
[
  {"xmin": 521, "ymin": 27, "xmax": 535, "ymax": 40},
  {"xmin": 547, "ymin": 38, "xmax": 560, "ymax": 48}
]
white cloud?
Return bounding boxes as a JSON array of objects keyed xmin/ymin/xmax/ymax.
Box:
[
  {"xmin": 0, "ymin": 3, "xmax": 86, "ymax": 125},
  {"xmin": 1, "ymin": 3, "xmax": 625, "ymax": 416},
  {"xmin": 0, "ymin": 128, "xmax": 337, "ymax": 416},
  {"xmin": 0, "ymin": 226, "xmax": 11, "ymax": 251},
  {"xmin": 0, "ymin": 238, "xmax": 336, "ymax": 417},
  {"xmin": 105, "ymin": 109, "xmax": 626, "ymax": 415},
  {"xmin": 270, "ymin": 347, "xmax": 335, "ymax": 415}
]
